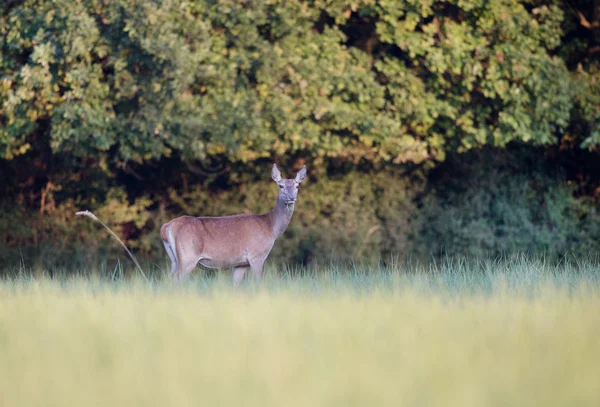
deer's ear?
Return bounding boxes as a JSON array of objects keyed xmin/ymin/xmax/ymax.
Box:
[
  {"xmin": 271, "ymin": 163, "xmax": 282, "ymax": 182},
  {"xmin": 295, "ymin": 165, "xmax": 307, "ymax": 183}
]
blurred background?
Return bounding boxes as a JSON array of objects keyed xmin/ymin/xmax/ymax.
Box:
[{"xmin": 0, "ymin": 0, "xmax": 599, "ymax": 272}]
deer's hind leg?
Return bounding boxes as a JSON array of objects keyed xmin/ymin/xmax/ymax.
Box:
[
  {"xmin": 173, "ymin": 242, "xmax": 201, "ymax": 282},
  {"xmin": 176, "ymin": 257, "xmax": 199, "ymax": 282}
]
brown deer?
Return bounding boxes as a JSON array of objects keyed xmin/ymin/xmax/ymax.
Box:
[{"xmin": 160, "ymin": 163, "xmax": 307, "ymax": 283}]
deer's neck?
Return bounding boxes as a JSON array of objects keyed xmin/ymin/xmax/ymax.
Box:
[{"xmin": 268, "ymin": 196, "xmax": 294, "ymax": 239}]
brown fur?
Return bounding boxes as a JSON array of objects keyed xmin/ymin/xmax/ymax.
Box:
[{"xmin": 161, "ymin": 164, "xmax": 307, "ymax": 283}]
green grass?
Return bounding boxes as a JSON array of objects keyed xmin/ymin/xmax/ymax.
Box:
[{"xmin": 1, "ymin": 256, "xmax": 600, "ymax": 406}]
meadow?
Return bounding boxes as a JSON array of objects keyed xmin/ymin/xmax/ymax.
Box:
[{"xmin": 1, "ymin": 256, "xmax": 600, "ymax": 407}]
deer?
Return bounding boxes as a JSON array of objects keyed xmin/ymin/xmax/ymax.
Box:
[{"xmin": 160, "ymin": 163, "xmax": 307, "ymax": 284}]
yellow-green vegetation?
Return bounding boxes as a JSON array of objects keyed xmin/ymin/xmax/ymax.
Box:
[
  {"xmin": 2, "ymin": 0, "xmax": 600, "ymax": 267},
  {"xmin": 1, "ymin": 259, "xmax": 599, "ymax": 406}
]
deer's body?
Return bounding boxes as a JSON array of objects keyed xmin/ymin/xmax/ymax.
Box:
[{"xmin": 161, "ymin": 164, "xmax": 306, "ymax": 283}]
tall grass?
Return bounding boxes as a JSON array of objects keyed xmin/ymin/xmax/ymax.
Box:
[{"xmin": 1, "ymin": 256, "xmax": 599, "ymax": 406}]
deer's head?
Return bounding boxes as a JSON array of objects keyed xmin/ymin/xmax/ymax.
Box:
[{"xmin": 272, "ymin": 163, "xmax": 307, "ymax": 207}]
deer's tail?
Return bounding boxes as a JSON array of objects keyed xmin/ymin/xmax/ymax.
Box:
[{"xmin": 161, "ymin": 221, "xmax": 178, "ymax": 272}]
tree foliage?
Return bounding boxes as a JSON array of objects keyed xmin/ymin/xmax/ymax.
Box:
[{"xmin": 2, "ymin": 0, "xmax": 597, "ymax": 166}]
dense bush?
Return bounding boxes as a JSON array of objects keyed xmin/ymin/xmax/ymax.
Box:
[
  {"xmin": 413, "ymin": 148, "xmax": 600, "ymax": 258},
  {"xmin": 0, "ymin": 167, "xmax": 421, "ymax": 268}
]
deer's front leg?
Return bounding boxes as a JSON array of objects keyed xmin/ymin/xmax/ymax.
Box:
[
  {"xmin": 233, "ymin": 266, "xmax": 249, "ymax": 286},
  {"xmin": 249, "ymin": 257, "xmax": 266, "ymax": 280}
]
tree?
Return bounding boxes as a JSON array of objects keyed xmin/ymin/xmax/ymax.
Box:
[{"xmin": 1, "ymin": 0, "xmax": 589, "ymax": 167}]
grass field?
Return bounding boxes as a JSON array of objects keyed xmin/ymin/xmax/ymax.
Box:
[{"xmin": 1, "ymin": 256, "xmax": 600, "ymax": 406}]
